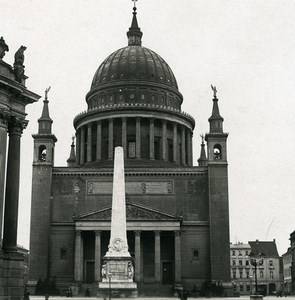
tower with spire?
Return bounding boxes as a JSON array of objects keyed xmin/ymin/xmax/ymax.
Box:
[
  {"xmin": 30, "ymin": 87, "xmax": 57, "ymax": 282},
  {"xmin": 205, "ymin": 86, "xmax": 231, "ymax": 283}
]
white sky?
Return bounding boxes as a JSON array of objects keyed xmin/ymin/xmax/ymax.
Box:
[{"xmin": 1, "ymin": 0, "xmax": 295, "ymax": 255}]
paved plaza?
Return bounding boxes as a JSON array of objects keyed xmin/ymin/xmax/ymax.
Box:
[{"xmin": 28, "ymin": 296, "xmax": 295, "ymax": 300}]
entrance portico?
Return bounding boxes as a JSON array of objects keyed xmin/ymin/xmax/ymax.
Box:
[{"xmin": 73, "ymin": 202, "xmax": 182, "ymax": 285}]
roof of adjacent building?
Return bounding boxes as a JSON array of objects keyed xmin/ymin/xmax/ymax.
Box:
[
  {"xmin": 249, "ymin": 240, "xmax": 279, "ymax": 258},
  {"xmin": 230, "ymin": 242, "xmax": 251, "ymax": 249}
]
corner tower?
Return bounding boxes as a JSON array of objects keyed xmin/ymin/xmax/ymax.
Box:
[
  {"xmin": 29, "ymin": 87, "xmax": 57, "ymax": 282},
  {"xmin": 205, "ymin": 86, "xmax": 231, "ymax": 283}
]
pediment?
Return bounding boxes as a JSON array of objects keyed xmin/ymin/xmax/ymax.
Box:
[{"xmin": 74, "ymin": 201, "xmax": 181, "ymax": 222}]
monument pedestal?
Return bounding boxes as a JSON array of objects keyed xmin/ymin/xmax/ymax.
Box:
[{"xmin": 98, "ymin": 257, "xmax": 138, "ymax": 298}]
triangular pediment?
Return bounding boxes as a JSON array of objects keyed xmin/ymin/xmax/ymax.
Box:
[{"xmin": 74, "ymin": 201, "xmax": 181, "ymax": 222}]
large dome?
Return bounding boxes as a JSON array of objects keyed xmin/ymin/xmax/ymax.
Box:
[{"xmin": 90, "ymin": 45, "xmax": 178, "ymax": 92}]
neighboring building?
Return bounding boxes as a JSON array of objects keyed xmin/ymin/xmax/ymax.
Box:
[
  {"xmin": 29, "ymin": 6, "xmax": 231, "ymax": 296},
  {"xmin": 230, "ymin": 242, "xmax": 252, "ymax": 295},
  {"xmin": 282, "ymin": 249, "xmax": 291, "ymax": 293},
  {"xmin": 0, "ymin": 37, "xmax": 40, "ymax": 299},
  {"xmin": 230, "ymin": 240, "xmax": 282, "ymax": 295},
  {"xmin": 289, "ymin": 230, "xmax": 295, "ymax": 294}
]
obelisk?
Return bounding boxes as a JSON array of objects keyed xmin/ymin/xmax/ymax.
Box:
[
  {"xmin": 98, "ymin": 147, "xmax": 137, "ymax": 297},
  {"xmin": 105, "ymin": 146, "xmax": 129, "ymax": 257}
]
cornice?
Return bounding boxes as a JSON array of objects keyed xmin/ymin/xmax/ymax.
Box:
[{"xmin": 52, "ymin": 166, "xmax": 208, "ymax": 177}]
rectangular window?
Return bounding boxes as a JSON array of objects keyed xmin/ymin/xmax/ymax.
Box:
[
  {"xmin": 240, "ymin": 284, "xmax": 244, "ymax": 292},
  {"xmin": 239, "ymin": 271, "xmax": 243, "ymax": 278},
  {"xmin": 60, "ymin": 248, "xmax": 67, "ymax": 260},
  {"xmin": 245, "ymin": 250, "xmax": 249, "ymax": 255},
  {"xmin": 260, "ymin": 270, "xmax": 264, "ymax": 278},
  {"xmin": 270, "ymin": 271, "xmax": 274, "ymax": 278},
  {"xmin": 239, "ymin": 260, "xmax": 243, "ymax": 266},
  {"xmin": 128, "ymin": 141, "xmax": 136, "ymax": 158},
  {"xmin": 232, "ymin": 250, "xmax": 236, "ymax": 256},
  {"xmin": 239, "ymin": 251, "xmax": 242, "ymax": 256},
  {"xmin": 233, "ymin": 271, "xmax": 236, "ymax": 279},
  {"xmin": 246, "ymin": 285, "xmax": 250, "ymax": 292},
  {"xmin": 232, "ymin": 260, "xmax": 236, "ymax": 266},
  {"xmin": 246, "ymin": 260, "xmax": 249, "ymax": 266},
  {"xmin": 246, "ymin": 271, "xmax": 250, "ymax": 278},
  {"xmin": 269, "ymin": 260, "xmax": 273, "ymax": 266},
  {"xmin": 193, "ymin": 250, "xmax": 199, "ymax": 260}
]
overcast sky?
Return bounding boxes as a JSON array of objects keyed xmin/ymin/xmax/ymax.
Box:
[{"xmin": 1, "ymin": 0, "xmax": 295, "ymax": 255}]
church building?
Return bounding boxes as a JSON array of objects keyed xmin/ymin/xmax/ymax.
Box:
[{"xmin": 29, "ymin": 6, "xmax": 231, "ymax": 296}]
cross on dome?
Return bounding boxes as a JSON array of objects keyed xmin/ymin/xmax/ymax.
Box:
[{"xmin": 132, "ymin": 0, "xmax": 138, "ymax": 9}]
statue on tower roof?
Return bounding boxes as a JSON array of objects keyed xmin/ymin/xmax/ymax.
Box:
[
  {"xmin": 211, "ymin": 84, "xmax": 217, "ymax": 98},
  {"xmin": 0, "ymin": 37, "xmax": 9, "ymax": 59}
]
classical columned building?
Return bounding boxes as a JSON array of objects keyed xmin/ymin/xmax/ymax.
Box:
[
  {"xmin": 29, "ymin": 6, "xmax": 231, "ymax": 296},
  {"xmin": 0, "ymin": 38, "xmax": 40, "ymax": 299}
]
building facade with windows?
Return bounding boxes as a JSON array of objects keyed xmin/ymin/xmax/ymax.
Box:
[
  {"xmin": 282, "ymin": 248, "xmax": 292, "ymax": 294},
  {"xmin": 29, "ymin": 7, "xmax": 231, "ymax": 296},
  {"xmin": 230, "ymin": 241, "xmax": 282, "ymax": 296}
]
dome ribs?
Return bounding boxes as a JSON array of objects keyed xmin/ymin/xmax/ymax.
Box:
[
  {"xmin": 145, "ymin": 47, "xmax": 158, "ymax": 84},
  {"xmin": 107, "ymin": 48, "xmax": 122, "ymax": 82}
]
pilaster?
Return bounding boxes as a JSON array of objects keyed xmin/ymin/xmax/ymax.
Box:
[
  {"xmin": 80, "ymin": 126, "xmax": 86, "ymax": 164},
  {"xmin": 173, "ymin": 123, "xmax": 177, "ymax": 163},
  {"xmin": 174, "ymin": 231, "xmax": 181, "ymax": 283},
  {"xmin": 162, "ymin": 120, "xmax": 167, "ymax": 161}
]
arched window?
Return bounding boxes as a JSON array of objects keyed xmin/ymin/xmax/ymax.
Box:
[
  {"xmin": 39, "ymin": 145, "xmax": 47, "ymax": 161},
  {"xmin": 213, "ymin": 144, "xmax": 222, "ymax": 160}
]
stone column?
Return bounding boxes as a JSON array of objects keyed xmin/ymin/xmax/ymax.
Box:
[
  {"xmin": 2, "ymin": 117, "xmax": 26, "ymax": 251},
  {"xmin": 122, "ymin": 117, "xmax": 127, "ymax": 157},
  {"xmin": 108, "ymin": 119, "xmax": 114, "ymax": 160},
  {"xmin": 80, "ymin": 126, "xmax": 86, "ymax": 164},
  {"xmin": 0, "ymin": 111, "xmax": 8, "ymax": 244},
  {"xmin": 162, "ymin": 120, "xmax": 167, "ymax": 161},
  {"xmin": 154, "ymin": 231, "xmax": 161, "ymax": 282},
  {"xmin": 174, "ymin": 230, "xmax": 182, "ymax": 283},
  {"xmin": 95, "ymin": 230, "xmax": 101, "ymax": 282},
  {"xmin": 181, "ymin": 126, "xmax": 186, "ymax": 166},
  {"xmin": 96, "ymin": 121, "xmax": 101, "ymax": 161},
  {"xmin": 74, "ymin": 230, "xmax": 82, "ymax": 281},
  {"xmin": 87, "ymin": 123, "xmax": 92, "ymax": 163},
  {"xmin": 136, "ymin": 117, "xmax": 141, "ymax": 159},
  {"xmin": 173, "ymin": 123, "xmax": 178, "ymax": 163},
  {"xmin": 75, "ymin": 130, "xmax": 81, "ymax": 165},
  {"xmin": 134, "ymin": 231, "xmax": 141, "ymax": 282},
  {"xmin": 149, "ymin": 118, "xmax": 154, "ymax": 160},
  {"xmin": 186, "ymin": 129, "xmax": 192, "ymax": 166}
]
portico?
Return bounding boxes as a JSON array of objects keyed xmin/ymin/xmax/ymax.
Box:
[{"xmin": 73, "ymin": 202, "xmax": 182, "ymax": 285}]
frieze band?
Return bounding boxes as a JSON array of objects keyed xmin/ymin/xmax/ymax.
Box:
[{"xmin": 87, "ymin": 180, "xmax": 174, "ymax": 195}]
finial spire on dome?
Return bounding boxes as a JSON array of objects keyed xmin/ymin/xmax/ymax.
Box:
[{"xmin": 127, "ymin": 2, "xmax": 143, "ymax": 46}]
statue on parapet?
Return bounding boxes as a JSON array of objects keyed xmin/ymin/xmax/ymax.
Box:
[
  {"xmin": 13, "ymin": 45, "xmax": 27, "ymax": 82},
  {"xmin": 0, "ymin": 37, "xmax": 9, "ymax": 59}
]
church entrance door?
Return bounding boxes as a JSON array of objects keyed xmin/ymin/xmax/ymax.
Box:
[
  {"xmin": 162, "ymin": 261, "xmax": 174, "ymax": 284},
  {"xmin": 85, "ymin": 261, "xmax": 95, "ymax": 283}
]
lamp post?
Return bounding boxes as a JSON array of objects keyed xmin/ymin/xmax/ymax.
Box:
[{"xmin": 249, "ymin": 251, "xmax": 265, "ymax": 297}]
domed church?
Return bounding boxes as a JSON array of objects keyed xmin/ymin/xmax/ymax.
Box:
[{"xmin": 29, "ymin": 6, "xmax": 231, "ymax": 296}]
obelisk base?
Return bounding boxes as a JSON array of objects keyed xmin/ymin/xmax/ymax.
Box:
[{"xmin": 98, "ymin": 257, "xmax": 138, "ymax": 298}]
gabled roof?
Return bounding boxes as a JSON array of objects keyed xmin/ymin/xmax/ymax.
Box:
[
  {"xmin": 249, "ymin": 240, "xmax": 279, "ymax": 258},
  {"xmin": 74, "ymin": 201, "xmax": 181, "ymax": 222}
]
